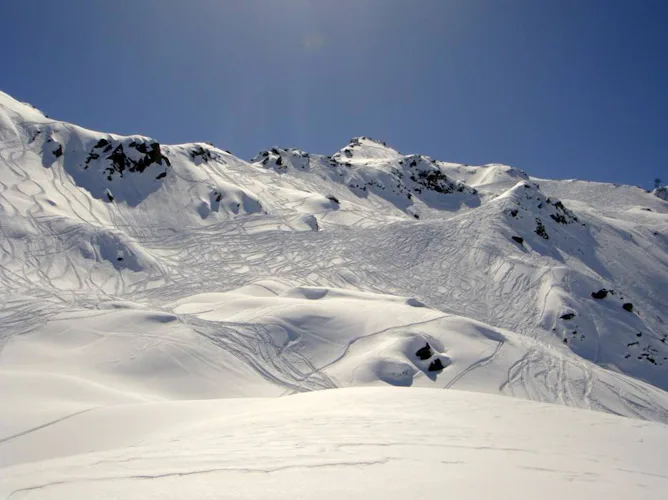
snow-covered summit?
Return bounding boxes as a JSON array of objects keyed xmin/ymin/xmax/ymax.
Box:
[{"xmin": 332, "ymin": 136, "xmax": 402, "ymax": 163}]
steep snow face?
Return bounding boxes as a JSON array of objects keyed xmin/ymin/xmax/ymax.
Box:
[
  {"xmin": 442, "ymin": 162, "xmax": 531, "ymax": 196},
  {"xmin": 1, "ymin": 90, "xmax": 668, "ymax": 427}
]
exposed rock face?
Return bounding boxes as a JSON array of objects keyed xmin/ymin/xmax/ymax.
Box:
[
  {"xmin": 549, "ymin": 200, "xmax": 579, "ymax": 224},
  {"xmin": 428, "ymin": 359, "xmax": 445, "ymax": 372},
  {"xmin": 535, "ymin": 218, "xmax": 549, "ymax": 239},
  {"xmin": 415, "ymin": 343, "xmax": 433, "ymax": 360},
  {"xmin": 403, "ymin": 155, "xmax": 478, "ymax": 196},
  {"xmin": 84, "ymin": 138, "xmax": 171, "ymax": 182},
  {"xmin": 189, "ymin": 145, "xmax": 219, "ymax": 164},
  {"xmin": 253, "ymin": 142, "xmax": 479, "ymax": 216}
]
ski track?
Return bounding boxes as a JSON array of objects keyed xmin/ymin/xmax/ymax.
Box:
[{"xmin": 1, "ymin": 95, "xmax": 668, "ymax": 428}]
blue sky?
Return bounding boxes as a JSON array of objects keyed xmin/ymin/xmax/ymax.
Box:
[{"xmin": 1, "ymin": 0, "xmax": 666, "ymax": 187}]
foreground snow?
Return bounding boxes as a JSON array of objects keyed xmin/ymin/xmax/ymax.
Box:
[{"xmin": 2, "ymin": 388, "xmax": 667, "ymax": 499}]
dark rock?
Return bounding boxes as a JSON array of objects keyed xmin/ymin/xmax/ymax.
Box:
[
  {"xmin": 540, "ymin": 199, "xmax": 579, "ymax": 224},
  {"xmin": 52, "ymin": 145, "xmax": 63, "ymax": 158},
  {"xmin": 623, "ymin": 303, "xmax": 634, "ymax": 312},
  {"xmin": 511, "ymin": 236, "xmax": 524, "ymax": 245},
  {"xmin": 591, "ymin": 289, "xmax": 608, "ymax": 300},
  {"xmin": 85, "ymin": 138, "xmax": 170, "ymax": 178},
  {"xmin": 326, "ymin": 194, "xmax": 340, "ymax": 204},
  {"xmin": 409, "ymin": 168, "xmax": 463, "ymax": 195},
  {"xmin": 415, "ymin": 343, "xmax": 432, "ymax": 360},
  {"xmin": 30, "ymin": 129, "xmax": 42, "ymax": 142},
  {"xmin": 189, "ymin": 145, "xmax": 216, "ymax": 163},
  {"xmin": 428, "ymin": 358, "xmax": 445, "ymax": 372},
  {"xmin": 535, "ymin": 218, "xmax": 549, "ymax": 239},
  {"xmin": 155, "ymin": 171, "xmax": 167, "ymax": 180},
  {"xmin": 560, "ymin": 312, "xmax": 576, "ymax": 320}
]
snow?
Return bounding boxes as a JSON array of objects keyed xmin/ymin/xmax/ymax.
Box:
[
  {"xmin": 1, "ymin": 89, "xmax": 668, "ymax": 498},
  {"xmin": 2, "ymin": 389, "xmax": 668, "ymax": 499},
  {"xmin": 652, "ymin": 186, "xmax": 668, "ymax": 201}
]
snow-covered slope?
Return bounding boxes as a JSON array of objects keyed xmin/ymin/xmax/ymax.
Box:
[
  {"xmin": 1, "ymin": 89, "xmax": 667, "ymax": 498},
  {"xmin": 3, "ymin": 388, "xmax": 668, "ymax": 500}
]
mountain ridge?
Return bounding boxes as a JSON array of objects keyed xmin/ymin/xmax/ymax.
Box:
[{"xmin": 0, "ymin": 89, "xmax": 667, "ymax": 426}]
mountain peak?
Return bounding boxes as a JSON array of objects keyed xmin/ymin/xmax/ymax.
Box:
[{"xmin": 332, "ymin": 136, "xmax": 402, "ymax": 163}]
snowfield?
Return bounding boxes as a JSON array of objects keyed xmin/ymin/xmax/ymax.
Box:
[
  {"xmin": 3, "ymin": 388, "xmax": 668, "ymax": 500},
  {"xmin": 0, "ymin": 89, "xmax": 667, "ymax": 498}
]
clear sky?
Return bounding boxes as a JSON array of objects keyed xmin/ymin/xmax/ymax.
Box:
[{"xmin": 1, "ymin": 0, "xmax": 666, "ymax": 187}]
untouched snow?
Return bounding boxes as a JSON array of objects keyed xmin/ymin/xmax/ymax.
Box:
[
  {"xmin": 1, "ymin": 89, "xmax": 668, "ymax": 498},
  {"xmin": 2, "ymin": 388, "xmax": 668, "ymax": 499}
]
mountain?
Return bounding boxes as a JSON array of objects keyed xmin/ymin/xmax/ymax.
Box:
[{"xmin": 1, "ymin": 90, "xmax": 667, "ymax": 498}]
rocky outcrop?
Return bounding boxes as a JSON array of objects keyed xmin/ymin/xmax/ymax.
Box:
[{"xmin": 84, "ymin": 137, "xmax": 171, "ymax": 182}]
